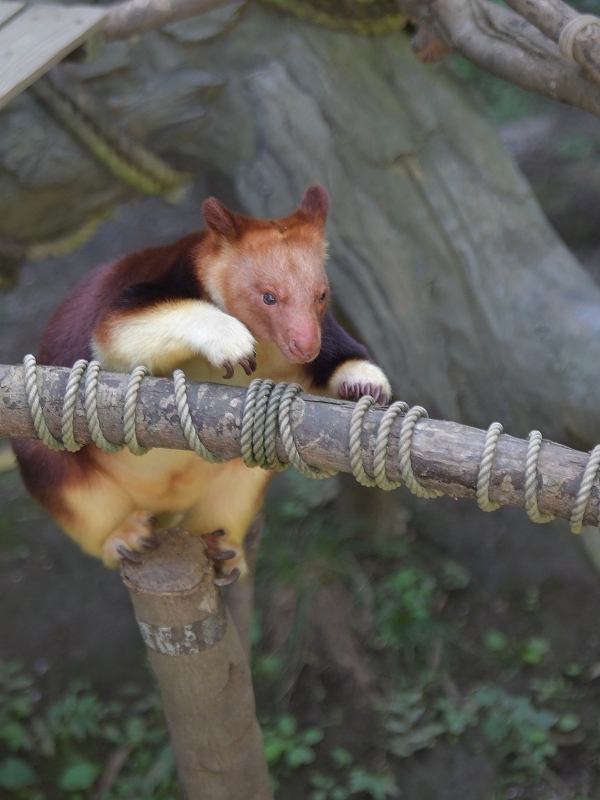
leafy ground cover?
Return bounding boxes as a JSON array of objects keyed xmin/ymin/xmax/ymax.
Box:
[{"xmin": 2, "ymin": 472, "xmax": 598, "ymax": 799}]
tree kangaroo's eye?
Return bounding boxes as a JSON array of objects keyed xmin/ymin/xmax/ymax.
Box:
[
  {"xmin": 317, "ymin": 292, "xmax": 327, "ymax": 304},
  {"xmin": 262, "ymin": 293, "xmax": 278, "ymax": 306}
]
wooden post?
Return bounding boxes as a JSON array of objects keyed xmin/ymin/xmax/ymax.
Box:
[{"xmin": 121, "ymin": 527, "xmax": 274, "ymax": 800}]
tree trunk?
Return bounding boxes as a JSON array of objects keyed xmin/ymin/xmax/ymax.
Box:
[{"xmin": 1, "ymin": 4, "xmax": 600, "ymax": 444}]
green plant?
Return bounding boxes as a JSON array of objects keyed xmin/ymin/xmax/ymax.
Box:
[
  {"xmin": 309, "ymin": 771, "xmax": 350, "ymax": 800},
  {"xmin": 440, "ymin": 560, "xmax": 470, "ymax": 591},
  {"xmin": 262, "ymin": 714, "xmax": 324, "ymax": 787},
  {"xmin": 373, "ymin": 568, "xmax": 438, "ymax": 658},
  {"xmin": 0, "ymin": 662, "xmax": 176, "ymax": 799},
  {"xmin": 523, "ymin": 587, "xmax": 540, "ymax": 613},
  {"xmin": 530, "ymin": 677, "xmax": 570, "ymax": 702},
  {"xmin": 309, "ymin": 758, "xmax": 400, "ymax": 800},
  {"xmin": 473, "ymin": 685, "xmax": 559, "ymax": 774},
  {"xmin": 382, "ymin": 689, "xmax": 446, "ymax": 757},
  {"xmin": 379, "ymin": 679, "xmax": 582, "ymax": 781},
  {"xmin": 347, "ymin": 768, "xmax": 400, "ymax": 800},
  {"xmin": 483, "ymin": 632, "xmax": 550, "ymax": 669},
  {"xmin": 520, "ymin": 638, "xmax": 549, "ymax": 666},
  {"xmin": 484, "ymin": 631, "xmax": 509, "ymax": 653}
]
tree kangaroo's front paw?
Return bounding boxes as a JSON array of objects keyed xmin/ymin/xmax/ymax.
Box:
[
  {"xmin": 201, "ymin": 529, "xmax": 246, "ymax": 586},
  {"xmin": 200, "ymin": 317, "xmax": 257, "ymax": 379},
  {"xmin": 330, "ymin": 360, "xmax": 392, "ymax": 406},
  {"xmin": 102, "ymin": 511, "xmax": 157, "ymax": 568}
]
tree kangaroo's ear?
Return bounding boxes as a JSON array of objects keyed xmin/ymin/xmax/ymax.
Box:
[
  {"xmin": 202, "ymin": 197, "xmax": 244, "ymax": 239},
  {"xmin": 297, "ymin": 185, "xmax": 329, "ymax": 227}
]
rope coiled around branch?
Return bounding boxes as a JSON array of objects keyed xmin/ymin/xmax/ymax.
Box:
[
  {"xmin": 21, "ymin": 355, "xmax": 600, "ymax": 527},
  {"xmin": 30, "ymin": 74, "xmax": 190, "ymax": 200},
  {"xmin": 22, "ymin": 355, "xmax": 441, "ymax": 496},
  {"xmin": 474, "ymin": 419, "xmax": 600, "ymax": 533}
]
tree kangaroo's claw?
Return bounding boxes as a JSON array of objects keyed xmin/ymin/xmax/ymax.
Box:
[
  {"xmin": 222, "ymin": 361, "xmax": 234, "ymax": 379},
  {"xmin": 351, "ymin": 383, "xmax": 389, "ymax": 405},
  {"xmin": 214, "ymin": 568, "xmax": 241, "ymax": 587},
  {"xmin": 141, "ymin": 536, "xmax": 159, "ymax": 550},
  {"xmin": 117, "ymin": 545, "xmax": 141, "ymax": 565},
  {"xmin": 340, "ymin": 382, "xmax": 356, "ymax": 401},
  {"xmin": 239, "ymin": 354, "xmax": 257, "ymax": 375},
  {"xmin": 207, "ymin": 549, "xmax": 236, "ymax": 562}
]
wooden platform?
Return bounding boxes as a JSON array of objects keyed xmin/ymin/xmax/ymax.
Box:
[{"xmin": 0, "ymin": 1, "xmax": 107, "ymax": 111}]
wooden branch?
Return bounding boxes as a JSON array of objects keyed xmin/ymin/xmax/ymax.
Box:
[
  {"xmin": 500, "ymin": 0, "xmax": 600, "ymax": 87},
  {"xmin": 122, "ymin": 528, "xmax": 273, "ymax": 800},
  {"xmin": 406, "ymin": 0, "xmax": 600, "ymax": 118},
  {"xmin": 2, "ymin": 363, "xmax": 600, "ymax": 529},
  {"xmin": 103, "ymin": 0, "xmax": 238, "ymax": 40}
]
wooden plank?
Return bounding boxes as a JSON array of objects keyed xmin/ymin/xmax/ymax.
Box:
[
  {"xmin": 0, "ymin": 4, "xmax": 107, "ymax": 111},
  {"xmin": 0, "ymin": 2, "xmax": 25, "ymax": 29}
]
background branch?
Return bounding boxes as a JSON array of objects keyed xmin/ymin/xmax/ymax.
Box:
[
  {"xmin": 405, "ymin": 0, "xmax": 600, "ymax": 117},
  {"xmin": 500, "ymin": 0, "xmax": 600, "ymax": 86},
  {"xmin": 99, "ymin": 0, "xmax": 600, "ymax": 121},
  {"xmin": 103, "ymin": 0, "xmax": 238, "ymax": 40}
]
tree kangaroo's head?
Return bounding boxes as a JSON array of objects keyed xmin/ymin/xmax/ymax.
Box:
[{"xmin": 200, "ymin": 185, "xmax": 330, "ymax": 364}]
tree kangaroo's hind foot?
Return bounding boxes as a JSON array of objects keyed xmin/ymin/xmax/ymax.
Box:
[
  {"xmin": 202, "ymin": 529, "xmax": 243, "ymax": 586},
  {"xmin": 102, "ymin": 511, "xmax": 157, "ymax": 567}
]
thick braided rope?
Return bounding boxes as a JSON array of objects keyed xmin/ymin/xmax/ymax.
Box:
[
  {"xmin": 570, "ymin": 443, "xmax": 600, "ymax": 533},
  {"xmin": 278, "ymin": 383, "xmax": 337, "ymax": 479},
  {"xmin": 123, "ymin": 366, "xmax": 152, "ymax": 456},
  {"xmin": 24, "ymin": 355, "xmax": 150, "ymax": 456},
  {"xmin": 251, "ymin": 379, "xmax": 277, "ymax": 468},
  {"xmin": 477, "ymin": 422, "xmax": 504, "ymax": 512},
  {"xmin": 85, "ymin": 361, "xmax": 121, "ymax": 453},
  {"xmin": 349, "ymin": 397, "xmax": 410, "ymax": 490},
  {"xmin": 240, "ymin": 378, "xmax": 261, "ymax": 468},
  {"xmin": 399, "ymin": 406, "xmax": 443, "ymax": 498},
  {"xmin": 23, "ymin": 354, "xmax": 65, "ymax": 451},
  {"xmin": 30, "ymin": 76, "xmax": 188, "ymax": 198},
  {"xmin": 241, "ymin": 379, "xmax": 288, "ymax": 471},
  {"xmin": 374, "ymin": 401, "xmax": 409, "ymax": 490},
  {"xmin": 559, "ymin": 14, "xmax": 600, "ymax": 61},
  {"xmin": 264, "ymin": 381, "xmax": 289, "ymax": 472},
  {"xmin": 525, "ymin": 431, "xmax": 554, "ymax": 523},
  {"xmin": 61, "ymin": 359, "xmax": 88, "ymax": 452},
  {"xmin": 349, "ymin": 395, "xmax": 378, "ymax": 487},
  {"xmin": 173, "ymin": 369, "xmax": 223, "ymax": 463}
]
